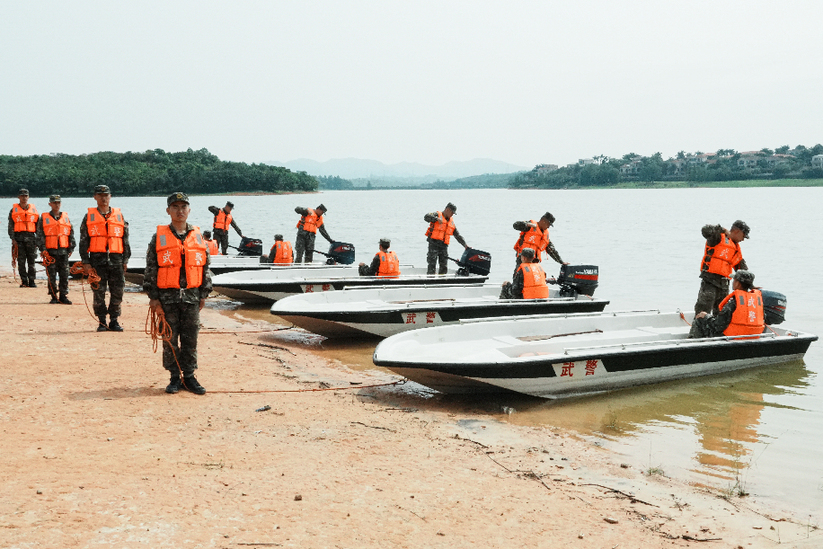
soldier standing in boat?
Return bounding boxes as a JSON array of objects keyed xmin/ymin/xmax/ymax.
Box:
[
  {"xmin": 512, "ymin": 212, "xmax": 568, "ymax": 270},
  {"xmin": 689, "ymin": 270, "xmax": 764, "ymax": 338},
  {"xmin": 294, "ymin": 204, "xmax": 333, "ymax": 263},
  {"xmin": 423, "ymin": 202, "xmax": 467, "ymax": 275},
  {"xmin": 79, "ymin": 184, "xmax": 131, "ymax": 332},
  {"xmin": 209, "ymin": 201, "xmax": 243, "ymax": 255},
  {"xmin": 694, "ymin": 220, "xmax": 749, "ymax": 316},
  {"xmin": 8, "ymin": 188, "xmax": 39, "ymax": 287},
  {"xmin": 36, "ymin": 195, "xmax": 76, "ymax": 304},
  {"xmin": 359, "ymin": 238, "xmax": 400, "ymax": 277}
]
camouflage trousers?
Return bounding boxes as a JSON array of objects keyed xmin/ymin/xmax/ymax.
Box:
[
  {"xmin": 694, "ymin": 278, "xmax": 729, "ymax": 316},
  {"xmin": 294, "ymin": 230, "xmax": 317, "ymax": 263},
  {"xmin": 426, "ymin": 241, "xmax": 449, "ymax": 275},
  {"xmin": 90, "ymin": 261, "xmax": 125, "ymax": 318},
  {"xmin": 160, "ymin": 301, "xmax": 200, "ymax": 377},
  {"xmin": 45, "ymin": 250, "xmax": 70, "ymax": 298},
  {"xmin": 213, "ymin": 229, "xmax": 230, "ymax": 254},
  {"xmin": 14, "ymin": 238, "xmax": 37, "ymax": 285}
]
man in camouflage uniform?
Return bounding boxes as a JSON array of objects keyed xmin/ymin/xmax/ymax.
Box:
[
  {"xmin": 209, "ymin": 201, "xmax": 243, "ymax": 254},
  {"xmin": 424, "ymin": 202, "xmax": 468, "ymax": 275},
  {"xmin": 294, "ymin": 204, "xmax": 333, "ymax": 263},
  {"xmin": 694, "ymin": 220, "xmax": 749, "ymax": 316},
  {"xmin": 7, "ymin": 188, "xmax": 39, "ymax": 287},
  {"xmin": 144, "ymin": 192, "xmax": 212, "ymax": 395},
  {"xmin": 35, "ymin": 195, "xmax": 76, "ymax": 304},
  {"xmin": 689, "ymin": 270, "xmax": 758, "ymax": 338},
  {"xmin": 79, "ymin": 184, "xmax": 131, "ymax": 332},
  {"xmin": 512, "ymin": 212, "xmax": 567, "ymax": 271}
]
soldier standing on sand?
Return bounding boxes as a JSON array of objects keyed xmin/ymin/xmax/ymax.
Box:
[
  {"xmin": 144, "ymin": 192, "xmax": 211, "ymax": 395},
  {"xmin": 36, "ymin": 195, "xmax": 76, "ymax": 304},
  {"xmin": 79, "ymin": 184, "xmax": 131, "ymax": 332},
  {"xmin": 694, "ymin": 220, "xmax": 749, "ymax": 317},
  {"xmin": 294, "ymin": 204, "xmax": 333, "ymax": 263},
  {"xmin": 423, "ymin": 202, "xmax": 468, "ymax": 275},
  {"xmin": 8, "ymin": 188, "xmax": 39, "ymax": 287}
]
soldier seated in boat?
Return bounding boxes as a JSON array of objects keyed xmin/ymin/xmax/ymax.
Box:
[
  {"xmin": 688, "ymin": 270, "xmax": 765, "ymax": 339},
  {"xmin": 267, "ymin": 234, "xmax": 294, "ymax": 264},
  {"xmin": 500, "ymin": 248, "xmax": 549, "ymax": 299},
  {"xmin": 359, "ymin": 238, "xmax": 400, "ymax": 278}
]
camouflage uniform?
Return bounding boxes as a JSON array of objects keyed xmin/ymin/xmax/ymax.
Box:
[
  {"xmin": 79, "ymin": 209, "xmax": 131, "ymax": 319},
  {"xmin": 35, "ymin": 210, "xmax": 76, "ymax": 300},
  {"xmin": 8, "ymin": 205, "xmax": 39, "ymax": 286},
  {"xmin": 294, "ymin": 207, "xmax": 332, "ymax": 263},
  {"xmin": 512, "ymin": 220, "xmax": 564, "ymax": 272},
  {"xmin": 694, "ymin": 224, "xmax": 747, "ymax": 316},
  {"xmin": 143, "ymin": 223, "xmax": 212, "ymax": 377},
  {"xmin": 688, "ymin": 295, "xmax": 737, "ymax": 339},
  {"xmin": 210, "ymin": 206, "xmax": 243, "ymax": 255},
  {"xmin": 424, "ymin": 211, "xmax": 467, "ymax": 275}
]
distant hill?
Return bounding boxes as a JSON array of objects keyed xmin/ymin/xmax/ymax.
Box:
[{"xmin": 268, "ymin": 157, "xmax": 528, "ymax": 179}]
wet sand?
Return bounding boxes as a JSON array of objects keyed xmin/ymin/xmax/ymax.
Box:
[{"xmin": 0, "ymin": 271, "xmax": 818, "ymax": 548}]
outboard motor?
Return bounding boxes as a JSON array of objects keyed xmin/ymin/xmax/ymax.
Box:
[
  {"xmin": 455, "ymin": 248, "xmax": 492, "ymax": 277},
  {"xmin": 325, "ymin": 241, "xmax": 356, "ymax": 265},
  {"xmin": 761, "ymin": 289, "xmax": 786, "ymax": 325},
  {"xmin": 555, "ymin": 264, "xmax": 599, "ymax": 297},
  {"xmin": 237, "ymin": 236, "xmax": 263, "ymax": 256}
]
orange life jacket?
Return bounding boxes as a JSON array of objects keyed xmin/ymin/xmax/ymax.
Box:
[
  {"xmin": 517, "ymin": 263, "xmax": 549, "ymax": 299},
  {"xmin": 271, "ymin": 241, "xmax": 293, "ymax": 264},
  {"xmin": 213, "ymin": 209, "xmax": 232, "ymax": 231},
  {"xmin": 42, "ymin": 212, "xmax": 72, "ymax": 249},
  {"xmin": 377, "ymin": 250, "xmax": 400, "ymax": 278},
  {"xmin": 296, "ymin": 209, "xmax": 323, "ymax": 233},
  {"xmin": 205, "ymin": 239, "xmax": 220, "ymax": 255},
  {"xmin": 701, "ymin": 234, "xmax": 742, "ymax": 278},
  {"xmin": 11, "ymin": 204, "xmax": 38, "ymax": 233},
  {"xmin": 156, "ymin": 225, "xmax": 208, "ymax": 289},
  {"xmin": 721, "ymin": 289, "xmax": 764, "ymax": 339},
  {"xmin": 86, "ymin": 207, "xmax": 125, "ymax": 254},
  {"xmin": 425, "ymin": 211, "xmax": 455, "ymax": 244},
  {"xmin": 514, "ymin": 220, "xmax": 549, "ymax": 257}
]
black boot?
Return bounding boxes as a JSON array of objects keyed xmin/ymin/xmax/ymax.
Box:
[
  {"xmin": 165, "ymin": 373, "xmax": 182, "ymax": 394},
  {"xmin": 183, "ymin": 376, "xmax": 206, "ymax": 395},
  {"xmin": 109, "ymin": 317, "xmax": 124, "ymax": 332},
  {"xmin": 49, "ymin": 295, "xmax": 60, "ymax": 304},
  {"xmin": 59, "ymin": 295, "xmax": 72, "ymax": 305},
  {"xmin": 97, "ymin": 316, "xmax": 108, "ymax": 332}
]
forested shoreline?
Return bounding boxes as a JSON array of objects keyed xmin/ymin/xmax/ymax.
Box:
[{"xmin": 0, "ymin": 148, "xmax": 318, "ymax": 197}]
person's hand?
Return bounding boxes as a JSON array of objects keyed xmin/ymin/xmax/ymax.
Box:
[
  {"xmin": 358, "ymin": 262, "xmax": 365, "ymax": 267},
  {"xmin": 149, "ymin": 298, "xmax": 163, "ymax": 317},
  {"xmin": 199, "ymin": 298, "xmax": 206, "ymax": 311},
  {"xmin": 562, "ymin": 261, "xmax": 570, "ymax": 265},
  {"xmin": 695, "ymin": 311, "xmax": 708, "ymax": 319},
  {"xmin": 83, "ymin": 263, "xmax": 91, "ymax": 275}
]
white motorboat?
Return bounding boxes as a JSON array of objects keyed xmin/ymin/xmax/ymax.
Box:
[
  {"xmin": 372, "ymin": 309, "xmax": 817, "ymax": 398},
  {"xmin": 271, "ymin": 283, "xmax": 610, "ymax": 338}
]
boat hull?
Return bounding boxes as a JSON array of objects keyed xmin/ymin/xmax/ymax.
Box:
[{"xmin": 373, "ymin": 311, "xmax": 818, "ymax": 398}]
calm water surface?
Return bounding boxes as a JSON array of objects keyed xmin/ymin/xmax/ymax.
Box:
[{"xmin": 4, "ymin": 187, "xmax": 822, "ymax": 519}]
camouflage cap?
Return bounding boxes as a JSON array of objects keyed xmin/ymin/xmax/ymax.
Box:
[
  {"xmin": 541, "ymin": 212, "xmax": 556, "ymax": 226},
  {"xmin": 274, "ymin": 234, "xmax": 284, "ymax": 241},
  {"xmin": 225, "ymin": 201, "xmax": 234, "ymax": 208},
  {"xmin": 49, "ymin": 194, "xmax": 61, "ymax": 202},
  {"xmin": 732, "ymin": 220, "xmax": 750, "ymax": 239},
  {"xmin": 520, "ymin": 247, "xmax": 535, "ymax": 258},
  {"xmin": 167, "ymin": 191, "xmax": 190, "ymax": 206},
  {"xmin": 733, "ymin": 269, "xmax": 755, "ymax": 286},
  {"xmin": 18, "ymin": 188, "xmax": 29, "ymax": 196},
  {"xmin": 445, "ymin": 202, "xmax": 457, "ymax": 213},
  {"xmin": 316, "ymin": 203, "xmax": 327, "ymax": 212},
  {"xmin": 379, "ymin": 238, "xmax": 391, "ymax": 248},
  {"xmin": 93, "ymin": 184, "xmax": 111, "ymax": 195},
  {"xmin": 202, "ymin": 230, "xmax": 212, "ymax": 238}
]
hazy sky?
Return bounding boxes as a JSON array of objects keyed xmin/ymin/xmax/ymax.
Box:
[{"xmin": 2, "ymin": 1, "xmax": 820, "ymax": 168}]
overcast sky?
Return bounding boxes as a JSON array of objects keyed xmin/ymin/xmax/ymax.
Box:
[{"xmin": 1, "ymin": 1, "xmax": 820, "ymax": 168}]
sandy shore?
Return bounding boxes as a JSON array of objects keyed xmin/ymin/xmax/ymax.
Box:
[{"xmin": 0, "ymin": 271, "xmax": 817, "ymax": 548}]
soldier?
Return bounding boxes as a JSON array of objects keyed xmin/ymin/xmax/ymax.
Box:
[
  {"xmin": 202, "ymin": 230, "xmax": 220, "ymax": 256},
  {"xmin": 144, "ymin": 192, "xmax": 211, "ymax": 395},
  {"xmin": 209, "ymin": 201, "xmax": 243, "ymax": 254},
  {"xmin": 8, "ymin": 188, "xmax": 39, "ymax": 287},
  {"xmin": 689, "ymin": 270, "xmax": 764, "ymax": 339},
  {"xmin": 79, "ymin": 184, "xmax": 131, "ymax": 332},
  {"xmin": 358, "ymin": 238, "xmax": 400, "ymax": 277},
  {"xmin": 512, "ymin": 212, "xmax": 568, "ymax": 270},
  {"xmin": 694, "ymin": 220, "xmax": 749, "ymax": 316},
  {"xmin": 36, "ymin": 195, "xmax": 76, "ymax": 304},
  {"xmin": 423, "ymin": 202, "xmax": 467, "ymax": 275},
  {"xmin": 503, "ymin": 247, "xmax": 549, "ymax": 299},
  {"xmin": 294, "ymin": 204, "xmax": 333, "ymax": 263},
  {"xmin": 267, "ymin": 234, "xmax": 294, "ymax": 264}
]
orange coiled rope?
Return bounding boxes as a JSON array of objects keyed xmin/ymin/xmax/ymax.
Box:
[
  {"xmin": 10, "ymin": 241, "xmax": 18, "ymax": 281},
  {"xmin": 41, "ymin": 250, "xmax": 55, "ymax": 267},
  {"xmin": 70, "ymin": 262, "xmax": 104, "ymax": 323}
]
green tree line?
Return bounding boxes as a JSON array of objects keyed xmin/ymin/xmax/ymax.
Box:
[{"xmin": 0, "ymin": 148, "xmax": 318, "ymax": 197}]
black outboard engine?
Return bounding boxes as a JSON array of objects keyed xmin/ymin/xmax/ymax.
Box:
[
  {"xmin": 237, "ymin": 236, "xmax": 263, "ymax": 256},
  {"xmin": 555, "ymin": 264, "xmax": 599, "ymax": 297},
  {"xmin": 326, "ymin": 241, "xmax": 355, "ymax": 265},
  {"xmin": 761, "ymin": 289, "xmax": 786, "ymax": 325},
  {"xmin": 456, "ymin": 248, "xmax": 492, "ymax": 277}
]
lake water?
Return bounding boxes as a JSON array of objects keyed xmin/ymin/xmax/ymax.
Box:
[{"xmin": 3, "ymin": 187, "xmax": 822, "ymax": 520}]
